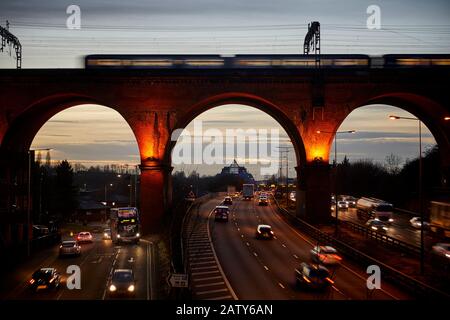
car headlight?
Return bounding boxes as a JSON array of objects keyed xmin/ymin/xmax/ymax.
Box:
[
  {"xmin": 136, "ymin": 233, "xmax": 140, "ymax": 237},
  {"xmin": 445, "ymin": 253, "xmax": 450, "ymax": 258},
  {"xmin": 109, "ymin": 284, "xmax": 116, "ymax": 292},
  {"xmin": 383, "ymin": 227, "xmax": 388, "ymax": 231},
  {"xmin": 389, "ymin": 218, "xmax": 394, "ymax": 222},
  {"xmin": 104, "ymin": 233, "xmax": 108, "ymax": 237},
  {"xmin": 117, "ymin": 234, "xmax": 120, "ymax": 238},
  {"xmin": 128, "ymin": 285, "xmax": 135, "ymax": 292},
  {"xmin": 371, "ymin": 226, "xmax": 378, "ymax": 230}
]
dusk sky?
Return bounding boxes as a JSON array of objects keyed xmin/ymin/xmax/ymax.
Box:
[{"xmin": 1, "ymin": 0, "xmax": 447, "ymax": 179}]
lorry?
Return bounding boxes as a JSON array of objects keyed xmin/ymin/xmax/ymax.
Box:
[
  {"xmin": 227, "ymin": 185, "xmax": 236, "ymax": 196},
  {"xmin": 430, "ymin": 201, "xmax": 450, "ymax": 238},
  {"xmin": 356, "ymin": 197, "xmax": 394, "ymax": 223},
  {"xmin": 242, "ymin": 184, "xmax": 255, "ymax": 200}
]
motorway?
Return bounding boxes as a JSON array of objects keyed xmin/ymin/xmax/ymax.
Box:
[
  {"xmin": 336, "ymin": 208, "xmax": 433, "ymax": 247},
  {"xmin": 199, "ymin": 195, "xmax": 412, "ymax": 300},
  {"xmin": 0, "ymin": 233, "xmax": 155, "ymax": 300}
]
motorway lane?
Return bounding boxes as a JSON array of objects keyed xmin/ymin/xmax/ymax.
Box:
[
  {"xmin": 209, "ymin": 196, "xmax": 411, "ymax": 300},
  {"xmin": 256, "ymin": 201, "xmax": 411, "ymax": 300},
  {"xmin": 3, "ymin": 234, "xmax": 153, "ymax": 300},
  {"xmin": 337, "ymin": 208, "xmax": 424, "ymax": 247}
]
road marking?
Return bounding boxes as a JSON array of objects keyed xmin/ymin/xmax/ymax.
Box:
[
  {"xmin": 191, "ymin": 270, "xmax": 221, "ymax": 276},
  {"xmin": 241, "ymin": 234, "xmax": 244, "ymax": 238},
  {"xmin": 268, "ymin": 203, "xmax": 400, "ymax": 300},
  {"xmin": 246, "ymin": 242, "xmax": 250, "ymax": 246},
  {"xmin": 278, "ymin": 283, "xmax": 285, "ymax": 289},
  {"xmin": 196, "ymin": 288, "xmax": 228, "ymax": 295},
  {"xmin": 206, "ymin": 295, "xmax": 233, "ymax": 300},
  {"xmin": 191, "ymin": 260, "xmax": 216, "ymax": 266},
  {"xmin": 191, "ymin": 266, "xmax": 219, "ymax": 271},
  {"xmin": 253, "ymin": 252, "xmax": 258, "ymax": 257},
  {"xmin": 192, "ymin": 275, "xmax": 222, "ymax": 282},
  {"xmin": 264, "ymin": 266, "xmax": 269, "ymax": 271},
  {"xmin": 293, "ymin": 254, "xmax": 299, "ymax": 259},
  {"xmin": 237, "ymin": 228, "xmax": 240, "ymax": 231},
  {"xmin": 282, "ymin": 244, "xmax": 287, "ymax": 248},
  {"xmin": 194, "ymin": 281, "xmax": 225, "ymax": 288}
]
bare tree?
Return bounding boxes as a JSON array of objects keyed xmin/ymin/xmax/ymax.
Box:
[{"xmin": 385, "ymin": 153, "xmax": 402, "ymax": 175}]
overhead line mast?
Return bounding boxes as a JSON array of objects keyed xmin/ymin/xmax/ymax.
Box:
[{"xmin": 1, "ymin": 20, "xmax": 22, "ymax": 69}]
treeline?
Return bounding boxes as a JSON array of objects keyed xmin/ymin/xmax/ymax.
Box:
[{"xmin": 335, "ymin": 145, "xmax": 447, "ymax": 210}]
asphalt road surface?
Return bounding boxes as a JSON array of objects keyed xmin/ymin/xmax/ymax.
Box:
[
  {"xmin": 205, "ymin": 196, "xmax": 411, "ymax": 300},
  {"xmin": 1, "ymin": 234, "xmax": 155, "ymax": 300}
]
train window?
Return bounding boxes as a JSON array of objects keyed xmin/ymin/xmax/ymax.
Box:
[{"xmin": 184, "ymin": 59, "xmax": 224, "ymax": 67}]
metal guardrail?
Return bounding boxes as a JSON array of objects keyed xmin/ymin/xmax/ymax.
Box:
[
  {"xmin": 273, "ymin": 198, "xmax": 450, "ymax": 299},
  {"xmin": 341, "ymin": 220, "xmax": 421, "ymax": 256}
]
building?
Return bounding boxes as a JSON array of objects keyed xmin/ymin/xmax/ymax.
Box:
[{"xmin": 219, "ymin": 159, "xmax": 255, "ymax": 183}]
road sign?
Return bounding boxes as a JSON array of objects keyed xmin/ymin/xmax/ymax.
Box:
[{"xmin": 168, "ymin": 273, "xmax": 188, "ymax": 288}]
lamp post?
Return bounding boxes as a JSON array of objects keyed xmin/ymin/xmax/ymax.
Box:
[
  {"xmin": 317, "ymin": 130, "xmax": 355, "ymax": 236},
  {"xmin": 104, "ymin": 183, "xmax": 113, "ymax": 206},
  {"xmin": 27, "ymin": 148, "xmax": 52, "ymax": 257},
  {"xmin": 389, "ymin": 115, "xmax": 425, "ymax": 275}
]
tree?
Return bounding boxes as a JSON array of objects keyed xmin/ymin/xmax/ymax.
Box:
[
  {"xmin": 45, "ymin": 151, "xmax": 51, "ymax": 168},
  {"xmin": 54, "ymin": 160, "xmax": 78, "ymax": 220},
  {"xmin": 385, "ymin": 153, "xmax": 402, "ymax": 175}
]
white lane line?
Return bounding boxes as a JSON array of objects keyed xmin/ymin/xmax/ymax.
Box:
[
  {"xmin": 278, "ymin": 283, "xmax": 285, "ymax": 289},
  {"xmin": 273, "ymin": 236, "xmax": 277, "ymax": 239},
  {"xmin": 196, "ymin": 288, "xmax": 228, "ymax": 295},
  {"xmin": 192, "ymin": 276, "xmax": 222, "ymax": 282},
  {"xmin": 194, "ymin": 281, "xmax": 225, "ymax": 288},
  {"xmin": 191, "ymin": 260, "xmax": 216, "ymax": 266},
  {"xmin": 246, "ymin": 242, "xmax": 250, "ymax": 246},
  {"xmin": 268, "ymin": 203, "xmax": 400, "ymax": 300},
  {"xmin": 191, "ymin": 270, "xmax": 221, "ymax": 276},
  {"xmin": 191, "ymin": 266, "xmax": 219, "ymax": 271},
  {"xmin": 282, "ymin": 244, "xmax": 287, "ymax": 248},
  {"xmin": 264, "ymin": 266, "xmax": 269, "ymax": 271},
  {"xmin": 206, "ymin": 206, "xmax": 238, "ymax": 300},
  {"xmin": 206, "ymin": 295, "xmax": 233, "ymax": 300},
  {"xmin": 293, "ymin": 254, "xmax": 299, "ymax": 259},
  {"xmin": 253, "ymin": 252, "xmax": 258, "ymax": 257}
]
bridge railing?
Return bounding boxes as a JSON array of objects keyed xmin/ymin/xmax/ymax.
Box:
[
  {"xmin": 340, "ymin": 220, "xmax": 421, "ymax": 256},
  {"xmin": 272, "ymin": 198, "xmax": 449, "ymax": 299}
]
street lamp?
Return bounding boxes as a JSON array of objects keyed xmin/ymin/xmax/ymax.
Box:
[
  {"xmin": 104, "ymin": 183, "xmax": 113, "ymax": 206},
  {"xmin": 27, "ymin": 148, "xmax": 53, "ymax": 257},
  {"xmin": 317, "ymin": 130, "xmax": 355, "ymax": 236},
  {"xmin": 389, "ymin": 114, "xmax": 425, "ymax": 275}
]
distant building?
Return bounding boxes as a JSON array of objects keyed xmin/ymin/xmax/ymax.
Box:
[{"xmin": 219, "ymin": 159, "xmax": 255, "ymax": 183}]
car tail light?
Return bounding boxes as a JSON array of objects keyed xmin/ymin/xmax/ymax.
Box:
[{"xmin": 29, "ymin": 279, "xmax": 35, "ymax": 284}]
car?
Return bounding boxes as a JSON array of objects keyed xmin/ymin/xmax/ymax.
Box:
[
  {"xmin": 256, "ymin": 224, "xmax": 274, "ymax": 239},
  {"xmin": 28, "ymin": 268, "xmax": 61, "ymax": 291},
  {"xmin": 295, "ymin": 263, "xmax": 334, "ymax": 290},
  {"xmin": 258, "ymin": 196, "xmax": 268, "ymax": 206},
  {"xmin": 76, "ymin": 231, "xmax": 93, "ymax": 243},
  {"xmin": 108, "ymin": 269, "xmax": 136, "ymax": 297},
  {"xmin": 431, "ymin": 243, "xmax": 450, "ymax": 261},
  {"xmin": 103, "ymin": 228, "xmax": 111, "ymax": 240},
  {"xmin": 409, "ymin": 217, "xmax": 430, "ymax": 229},
  {"xmin": 337, "ymin": 201, "xmax": 349, "ymax": 210},
  {"xmin": 223, "ymin": 196, "xmax": 233, "ymax": 205},
  {"xmin": 366, "ymin": 219, "xmax": 389, "ymax": 232},
  {"xmin": 214, "ymin": 206, "xmax": 229, "ymax": 222},
  {"xmin": 59, "ymin": 240, "xmax": 81, "ymax": 257},
  {"xmin": 310, "ymin": 245, "xmax": 342, "ymax": 265}
]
